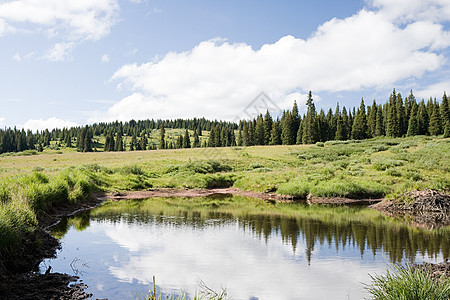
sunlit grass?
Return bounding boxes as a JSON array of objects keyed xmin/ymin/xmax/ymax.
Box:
[{"xmin": 366, "ymin": 264, "xmax": 450, "ymax": 300}]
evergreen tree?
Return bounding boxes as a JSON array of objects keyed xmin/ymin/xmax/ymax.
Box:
[
  {"xmin": 351, "ymin": 98, "xmax": 368, "ymax": 140},
  {"xmin": 115, "ymin": 130, "xmax": 124, "ymax": 151},
  {"xmin": 37, "ymin": 142, "xmax": 43, "ymax": 152},
  {"xmin": 183, "ymin": 129, "xmax": 191, "ymax": 148},
  {"xmin": 255, "ymin": 114, "xmax": 265, "ymax": 145},
  {"xmin": 406, "ymin": 101, "xmax": 419, "ymax": 136},
  {"xmin": 428, "ymin": 100, "xmax": 442, "ymax": 135},
  {"xmin": 139, "ymin": 132, "xmax": 148, "ymax": 150},
  {"xmin": 176, "ymin": 135, "xmax": 183, "ymax": 148},
  {"xmin": 281, "ymin": 111, "xmax": 292, "ymax": 145},
  {"xmin": 302, "ymin": 91, "xmax": 318, "ymax": 144},
  {"xmin": 417, "ymin": 100, "xmax": 429, "ymax": 135},
  {"xmin": 335, "ymin": 114, "xmax": 344, "ymax": 140},
  {"xmin": 367, "ymin": 100, "xmax": 377, "ymax": 137},
  {"xmin": 160, "ymin": 123, "xmax": 165, "ymax": 149},
  {"xmin": 270, "ymin": 121, "xmax": 282, "ymax": 145},
  {"xmin": 396, "ymin": 92, "xmax": 406, "ymax": 136},
  {"xmin": 341, "ymin": 107, "xmax": 349, "ymax": 140},
  {"xmin": 237, "ymin": 128, "xmax": 243, "ymax": 146},
  {"xmin": 263, "ymin": 110, "xmax": 273, "ymax": 145},
  {"xmin": 193, "ymin": 131, "xmax": 200, "ymax": 148},
  {"xmin": 291, "ymin": 101, "xmax": 300, "ymax": 143},
  {"xmin": 296, "ymin": 119, "xmax": 303, "ymax": 144},
  {"xmin": 386, "ymin": 89, "xmax": 399, "ymax": 137}
]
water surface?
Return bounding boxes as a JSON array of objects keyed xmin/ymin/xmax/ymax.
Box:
[{"xmin": 41, "ymin": 196, "xmax": 448, "ymax": 299}]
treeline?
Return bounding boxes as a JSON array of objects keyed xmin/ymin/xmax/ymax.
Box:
[
  {"xmin": 236, "ymin": 89, "xmax": 450, "ymax": 146},
  {"xmin": 0, "ymin": 89, "xmax": 449, "ymax": 154}
]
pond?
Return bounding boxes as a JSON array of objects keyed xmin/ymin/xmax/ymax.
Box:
[{"xmin": 40, "ymin": 195, "xmax": 449, "ymax": 299}]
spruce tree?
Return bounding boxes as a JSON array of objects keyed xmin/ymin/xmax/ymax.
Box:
[
  {"xmin": 270, "ymin": 121, "xmax": 282, "ymax": 145},
  {"xmin": 351, "ymin": 98, "xmax": 368, "ymax": 140},
  {"xmin": 183, "ymin": 129, "xmax": 191, "ymax": 148},
  {"xmin": 386, "ymin": 91, "xmax": 399, "ymax": 137},
  {"xmin": 406, "ymin": 102, "xmax": 419, "ymax": 136},
  {"xmin": 193, "ymin": 131, "xmax": 200, "ymax": 148},
  {"xmin": 341, "ymin": 107, "xmax": 349, "ymax": 140},
  {"xmin": 139, "ymin": 132, "xmax": 148, "ymax": 150},
  {"xmin": 160, "ymin": 123, "xmax": 165, "ymax": 149},
  {"xmin": 255, "ymin": 114, "xmax": 265, "ymax": 145},
  {"xmin": 396, "ymin": 92, "xmax": 406, "ymax": 136},
  {"xmin": 428, "ymin": 101, "xmax": 442, "ymax": 135},
  {"xmin": 417, "ymin": 100, "xmax": 429, "ymax": 135},
  {"xmin": 335, "ymin": 114, "xmax": 344, "ymax": 140},
  {"xmin": 302, "ymin": 91, "xmax": 318, "ymax": 144},
  {"xmin": 291, "ymin": 101, "xmax": 300, "ymax": 143},
  {"xmin": 263, "ymin": 110, "xmax": 273, "ymax": 145}
]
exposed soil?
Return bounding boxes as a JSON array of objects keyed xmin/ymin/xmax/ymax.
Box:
[
  {"xmin": 371, "ymin": 189, "xmax": 450, "ymax": 229},
  {"xmin": 95, "ymin": 187, "xmax": 384, "ymax": 205},
  {"xmin": 412, "ymin": 261, "xmax": 450, "ymax": 279}
]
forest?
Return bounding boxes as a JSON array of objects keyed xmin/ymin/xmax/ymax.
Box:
[{"xmin": 0, "ymin": 89, "xmax": 449, "ymax": 154}]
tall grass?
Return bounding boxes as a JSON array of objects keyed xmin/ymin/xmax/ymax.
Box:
[
  {"xmin": 366, "ymin": 264, "xmax": 450, "ymax": 300},
  {"xmin": 142, "ymin": 276, "xmax": 229, "ymax": 300}
]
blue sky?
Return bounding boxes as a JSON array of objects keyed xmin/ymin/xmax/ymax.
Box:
[{"xmin": 0, "ymin": 0, "xmax": 449, "ymax": 130}]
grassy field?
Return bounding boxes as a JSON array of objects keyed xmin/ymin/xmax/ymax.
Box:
[
  {"xmin": 0, "ymin": 135, "xmax": 449, "ymax": 273},
  {"xmin": 1, "ymin": 135, "xmax": 448, "ymax": 196}
]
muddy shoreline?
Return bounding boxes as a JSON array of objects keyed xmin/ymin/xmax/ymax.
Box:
[{"xmin": 1, "ymin": 188, "xmax": 448, "ymax": 299}]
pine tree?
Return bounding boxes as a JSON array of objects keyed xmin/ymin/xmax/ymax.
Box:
[
  {"xmin": 281, "ymin": 111, "xmax": 292, "ymax": 145},
  {"xmin": 367, "ymin": 100, "xmax": 377, "ymax": 137},
  {"xmin": 291, "ymin": 101, "xmax": 300, "ymax": 143},
  {"xmin": 335, "ymin": 114, "xmax": 344, "ymax": 140},
  {"xmin": 139, "ymin": 132, "xmax": 148, "ymax": 150},
  {"xmin": 396, "ymin": 92, "xmax": 406, "ymax": 136},
  {"xmin": 386, "ymin": 90, "xmax": 399, "ymax": 137},
  {"xmin": 341, "ymin": 107, "xmax": 349, "ymax": 140},
  {"xmin": 115, "ymin": 131, "xmax": 124, "ymax": 151},
  {"xmin": 255, "ymin": 114, "xmax": 265, "ymax": 145},
  {"xmin": 160, "ymin": 123, "xmax": 165, "ymax": 149},
  {"xmin": 177, "ymin": 135, "xmax": 183, "ymax": 148},
  {"xmin": 183, "ymin": 129, "xmax": 191, "ymax": 148},
  {"xmin": 406, "ymin": 101, "xmax": 419, "ymax": 136},
  {"xmin": 302, "ymin": 91, "xmax": 318, "ymax": 144},
  {"xmin": 263, "ymin": 110, "xmax": 273, "ymax": 145},
  {"xmin": 193, "ymin": 131, "xmax": 200, "ymax": 148},
  {"xmin": 270, "ymin": 121, "xmax": 281, "ymax": 145},
  {"xmin": 417, "ymin": 100, "xmax": 429, "ymax": 135},
  {"xmin": 428, "ymin": 101, "xmax": 442, "ymax": 135},
  {"xmin": 351, "ymin": 98, "xmax": 368, "ymax": 140}
]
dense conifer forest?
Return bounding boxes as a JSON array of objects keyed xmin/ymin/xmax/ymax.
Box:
[{"xmin": 1, "ymin": 89, "xmax": 449, "ymax": 154}]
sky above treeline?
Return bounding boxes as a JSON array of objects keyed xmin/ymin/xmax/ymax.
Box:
[{"xmin": 1, "ymin": 0, "xmax": 449, "ymax": 130}]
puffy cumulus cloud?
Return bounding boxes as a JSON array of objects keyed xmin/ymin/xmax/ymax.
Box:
[
  {"xmin": 22, "ymin": 117, "xmax": 78, "ymax": 131},
  {"xmin": 99, "ymin": 5, "xmax": 448, "ymax": 123},
  {"xmin": 0, "ymin": 0, "xmax": 119, "ymax": 60},
  {"xmin": 43, "ymin": 42, "xmax": 74, "ymax": 62}
]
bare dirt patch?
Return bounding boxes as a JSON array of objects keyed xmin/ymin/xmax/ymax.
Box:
[{"xmin": 371, "ymin": 189, "xmax": 450, "ymax": 229}]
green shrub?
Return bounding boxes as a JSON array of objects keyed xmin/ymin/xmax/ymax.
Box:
[
  {"xmin": 310, "ymin": 178, "xmax": 389, "ymax": 198},
  {"xmin": 276, "ymin": 181, "xmax": 311, "ymax": 198},
  {"xmin": 385, "ymin": 168, "xmax": 402, "ymax": 177},
  {"xmin": 373, "ymin": 159, "xmax": 405, "ymax": 171},
  {"xmin": 366, "ymin": 264, "xmax": 450, "ymax": 300}
]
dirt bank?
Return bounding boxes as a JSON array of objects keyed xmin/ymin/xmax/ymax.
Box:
[
  {"xmin": 0, "ymin": 197, "xmax": 103, "ymax": 300},
  {"xmin": 95, "ymin": 187, "xmax": 384, "ymax": 205},
  {"xmin": 371, "ymin": 189, "xmax": 450, "ymax": 229}
]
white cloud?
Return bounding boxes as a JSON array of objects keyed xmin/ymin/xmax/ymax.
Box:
[
  {"xmin": 96, "ymin": 4, "xmax": 449, "ymax": 123},
  {"xmin": 0, "ymin": 117, "xmax": 5, "ymax": 127},
  {"xmin": 124, "ymin": 48, "xmax": 138, "ymax": 56},
  {"xmin": 368, "ymin": 0, "xmax": 450, "ymax": 23},
  {"xmin": 416, "ymin": 81, "xmax": 450, "ymax": 100},
  {"xmin": 43, "ymin": 42, "xmax": 74, "ymax": 62},
  {"xmin": 0, "ymin": 0, "xmax": 119, "ymax": 60},
  {"xmin": 101, "ymin": 54, "xmax": 110, "ymax": 63},
  {"xmin": 22, "ymin": 117, "xmax": 79, "ymax": 131}
]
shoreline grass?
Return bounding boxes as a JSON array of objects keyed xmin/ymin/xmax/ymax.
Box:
[{"xmin": 366, "ymin": 264, "xmax": 450, "ymax": 300}]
